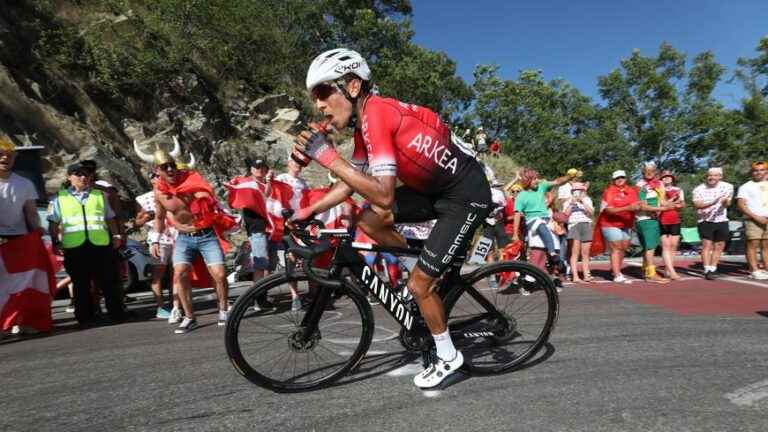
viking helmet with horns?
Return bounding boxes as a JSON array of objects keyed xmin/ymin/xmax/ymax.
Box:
[{"xmin": 133, "ymin": 135, "xmax": 195, "ymax": 167}]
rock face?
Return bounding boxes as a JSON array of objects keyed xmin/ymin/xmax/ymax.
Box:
[{"xmin": 0, "ymin": 5, "xmax": 307, "ymax": 204}]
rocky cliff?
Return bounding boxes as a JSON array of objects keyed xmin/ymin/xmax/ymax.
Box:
[{"xmin": 0, "ymin": 2, "xmax": 331, "ymax": 204}]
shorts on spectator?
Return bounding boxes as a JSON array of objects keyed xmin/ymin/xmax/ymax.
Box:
[
  {"xmin": 636, "ymin": 219, "xmax": 661, "ymax": 251},
  {"xmin": 567, "ymin": 222, "xmax": 593, "ymax": 242},
  {"xmin": 250, "ymin": 232, "xmax": 278, "ymax": 271},
  {"xmin": 173, "ymin": 229, "xmax": 225, "ymax": 266},
  {"xmin": 601, "ymin": 227, "xmax": 630, "ymax": 242},
  {"xmin": 745, "ymin": 219, "xmax": 768, "ymax": 240},
  {"xmin": 660, "ymin": 223, "xmax": 681, "ymax": 236},
  {"xmin": 698, "ymin": 221, "xmax": 730, "ymax": 242}
]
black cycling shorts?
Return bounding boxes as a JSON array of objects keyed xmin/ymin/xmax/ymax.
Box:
[
  {"xmin": 697, "ymin": 221, "xmax": 730, "ymax": 242},
  {"xmin": 393, "ymin": 162, "xmax": 492, "ymax": 277},
  {"xmin": 660, "ymin": 223, "xmax": 681, "ymax": 236}
]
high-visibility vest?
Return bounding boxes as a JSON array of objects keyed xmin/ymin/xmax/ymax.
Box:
[{"xmin": 58, "ymin": 188, "xmax": 110, "ymax": 248}]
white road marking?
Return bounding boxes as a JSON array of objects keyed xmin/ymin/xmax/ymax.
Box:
[
  {"xmin": 421, "ymin": 390, "xmax": 442, "ymax": 398},
  {"xmin": 725, "ymin": 379, "xmax": 768, "ymax": 406}
]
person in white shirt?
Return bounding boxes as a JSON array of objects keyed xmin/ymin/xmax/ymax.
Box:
[
  {"xmin": 692, "ymin": 167, "xmax": 734, "ymax": 280},
  {"xmin": 736, "ymin": 161, "xmax": 768, "ymax": 280},
  {"xmin": 562, "ymin": 182, "xmax": 594, "ymax": 282},
  {"xmin": 275, "ymin": 158, "xmax": 309, "ymax": 212},
  {"xmin": 0, "ymin": 136, "xmax": 40, "ymax": 241},
  {"xmin": 134, "ymin": 172, "xmax": 179, "ymax": 321}
]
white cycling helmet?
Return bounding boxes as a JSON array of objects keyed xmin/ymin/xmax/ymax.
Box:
[{"xmin": 306, "ymin": 48, "xmax": 371, "ymax": 91}]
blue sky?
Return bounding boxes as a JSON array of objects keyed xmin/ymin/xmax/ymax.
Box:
[{"xmin": 411, "ymin": 0, "xmax": 768, "ymax": 108}]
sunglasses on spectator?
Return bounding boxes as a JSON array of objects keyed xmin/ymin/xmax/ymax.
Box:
[
  {"xmin": 70, "ymin": 171, "xmax": 89, "ymax": 177},
  {"xmin": 159, "ymin": 163, "xmax": 177, "ymax": 171},
  {"xmin": 614, "ymin": 176, "xmax": 626, "ymax": 180},
  {"xmin": 311, "ymin": 83, "xmax": 337, "ymax": 101}
]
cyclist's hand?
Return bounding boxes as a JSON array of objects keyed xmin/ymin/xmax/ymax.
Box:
[{"xmin": 295, "ymin": 123, "xmax": 339, "ymax": 168}]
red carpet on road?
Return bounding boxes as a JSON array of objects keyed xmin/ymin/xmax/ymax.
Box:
[{"xmin": 574, "ymin": 260, "xmax": 768, "ymax": 316}]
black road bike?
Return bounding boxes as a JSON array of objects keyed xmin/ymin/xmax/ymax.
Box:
[{"xmin": 225, "ymin": 215, "xmax": 559, "ymax": 392}]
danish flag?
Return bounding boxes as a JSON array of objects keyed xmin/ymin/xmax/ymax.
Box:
[{"xmin": 1, "ymin": 231, "xmax": 56, "ymax": 332}]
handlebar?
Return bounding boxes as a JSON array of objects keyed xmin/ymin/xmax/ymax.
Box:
[{"xmin": 281, "ymin": 209, "xmax": 343, "ymax": 288}]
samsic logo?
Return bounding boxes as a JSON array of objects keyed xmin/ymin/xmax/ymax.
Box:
[{"xmin": 334, "ymin": 62, "xmax": 361, "ymax": 74}]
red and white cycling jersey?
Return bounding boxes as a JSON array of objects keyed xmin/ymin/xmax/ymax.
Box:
[{"xmin": 351, "ymin": 96, "xmax": 473, "ymax": 193}]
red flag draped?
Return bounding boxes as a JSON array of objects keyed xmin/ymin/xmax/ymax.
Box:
[
  {"xmin": 226, "ymin": 177, "xmax": 293, "ymax": 241},
  {"xmin": 1, "ymin": 231, "xmax": 56, "ymax": 332},
  {"xmin": 590, "ymin": 185, "xmax": 639, "ymax": 257},
  {"xmin": 156, "ymin": 170, "xmax": 236, "ymax": 252}
]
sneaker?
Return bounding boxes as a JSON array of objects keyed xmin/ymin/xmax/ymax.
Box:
[
  {"xmin": 155, "ymin": 307, "xmax": 171, "ymax": 320},
  {"xmin": 749, "ymin": 270, "xmax": 768, "ymax": 280},
  {"xmin": 413, "ymin": 351, "xmax": 464, "ymax": 389},
  {"xmin": 254, "ymin": 299, "xmax": 276, "ymax": 312},
  {"xmin": 291, "ymin": 297, "xmax": 303, "ymax": 312},
  {"xmin": 217, "ymin": 310, "xmax": 229, "ymax": 326},
  {"xmin": 553, "ymin": 278, "xmax": 563, "ymax": 293},
  {"xmin": 704, "ymin": 270, "xmax": 717, "ymax": 280},
  {"xmin": 519, "ymin": 287, "xmax": 531, "ymax": 296},
  {"xmin": 488, "ymin": 277, "xmax": 499, "ymax": 289},
  {"xmin": 613, "ymin": 274, "xmax": 632, "ymax": 284},
  {"xmin": 168, "ymin": 307, "xmax": 182, "ymax": 324},
  {"xmin": 65, "ymin": 304, "xmax": 75, "ymax": 313},
  {"xmin": 174, "ymin": 317, "xmax": 198, "ymax": 334}
]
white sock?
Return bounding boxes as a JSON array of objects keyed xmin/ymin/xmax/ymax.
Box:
[{"xmin": 433, "ymin": 330, "xmax": 457, "ymax": 361}]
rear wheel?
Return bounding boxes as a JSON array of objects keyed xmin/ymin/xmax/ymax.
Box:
[
  {"xmin": 444, "ymin": 260, "xmax": 559, "ymax": 374},
  {"xmin": 225, "ymin": 270, "xmax": 374, "ymax": 392}
]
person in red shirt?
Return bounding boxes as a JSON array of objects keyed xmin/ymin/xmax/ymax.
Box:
[
  {"xmin": 596, "ymin": 170, "xmax": 640, "ymax": 283},
  {"xmin": 659, "ymin": 170, "xmax": 685, "ymax": 280}
]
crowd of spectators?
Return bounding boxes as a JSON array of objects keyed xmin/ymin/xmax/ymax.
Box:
[{"xmin": 2, "ymin": 127, "xmax": 767, "ymax": 337}]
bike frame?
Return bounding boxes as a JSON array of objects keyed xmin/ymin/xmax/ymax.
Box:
[{"xmin": 294, "ymin": 234, "xmax": 506, "ymax": 343}]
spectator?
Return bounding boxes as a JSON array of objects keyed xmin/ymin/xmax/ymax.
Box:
[
  {"xmin": 475, "ymin": 127, "xmax": 488, "ymax": 154},
  {"xmin": 0, "ymin": 136, "xmax": 46, "ymax": 335},
  {"xmin": 276, "ymin": 158, "xmax": 309, "ymax": 213},
  {"xmin": 562, "ymin": 182, "xmax": 594, "ymax": 282},
  {"xmin": 736, "ymin": 161, "xmax": 768, "ymax": 280},
  {"xmin": 692, "ymin": 167, "xmax": 734, "ymax": 280},
  {"xmin": 659, "ymin": 170, "xmax": 685, "ymax": 280},
  {"xmin": 512, "ymin": 168, "xmax": 577, "ymax": 275},
  {"xmin": 489, "ymin": 138, "xmax": 502, "ymax": 158},
  {"xmin": 134, "ymin": 172, "xmax": 176, "ymax": 320},
  {"xmin": 0, "ymin": 136, "xmax": 40, "ymax": 239},
  {"xmin": 635, "ymin": 162, "xmax": 671, "ymax": 283},
  {"xmin": 597, "ymin": 170, "xmax": 640, "ymax": 283},
  {"xmin": 239, "ymin": 157, "xmax": 280, "ymax": 311},
  {"xmin": 48, "ymin": 162, "xmax": 126, "ymax": 326},
  {"xmin": 484, "ymin": 180, "xmax": 512, "ymax": 263}
]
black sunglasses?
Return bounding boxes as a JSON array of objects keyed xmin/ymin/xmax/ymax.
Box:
[
  {"xmin": 311, "ymin": 83, "xmax": 337, "ymax": 101},
  {"xmin": 70, "ymin": 171, "xmax": 89, "ymax": 177},
  {"xmin": 159, "ymin": 162, "xmax": 177, "ymax": 171}
]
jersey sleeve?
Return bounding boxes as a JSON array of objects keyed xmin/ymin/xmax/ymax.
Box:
[
  {"xmin": 350, "ymin": 129, "xmax": 368, "ymax": 173},
  {"xmin": 361, "ymin": 101, "xmax": 399, "ymax": 177}
]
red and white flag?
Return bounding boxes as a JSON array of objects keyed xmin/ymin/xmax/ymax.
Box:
[
  {"xmin": 1, "ymin": 231, "xmax": 56, "ymax": 332},
  {"xmin": 303, "ymin": 187, "xmax": 358, "ymax": 229},
  {"xmin": 226, "ymin": 177, "xmax": 293, "ymax": 241}
]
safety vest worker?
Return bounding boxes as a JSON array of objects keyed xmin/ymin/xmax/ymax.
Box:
[{"xmin": 58, "ymin": 188, "xmax": 110, "ymax": 248}]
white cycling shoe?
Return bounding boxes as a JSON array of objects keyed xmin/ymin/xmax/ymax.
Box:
[{"xmin": 413, "ymin": 351, "xmax": 464, "ymax": 389}]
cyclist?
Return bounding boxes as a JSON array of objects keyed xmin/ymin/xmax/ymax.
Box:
[{"xmin": 292, "ymin": 48, "xmax": 491, "ymax": 389}]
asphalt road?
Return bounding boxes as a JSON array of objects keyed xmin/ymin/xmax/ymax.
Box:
[{"xmin": 2, "ymin": 258, "xmax": 768, "ymax": 432}]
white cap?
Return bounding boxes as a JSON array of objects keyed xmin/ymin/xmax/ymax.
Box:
[{"xmin": 612, "ymin": 170, "xmax": 627, "ymax": 179}]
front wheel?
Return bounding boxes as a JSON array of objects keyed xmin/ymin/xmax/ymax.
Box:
[
  {"xmin": 444, "ymin": 260, "xmax": 559, "ymax": 374},
  {"xmin": 225, "ymin": 270, "xmax": 374, "ymax": 392}
]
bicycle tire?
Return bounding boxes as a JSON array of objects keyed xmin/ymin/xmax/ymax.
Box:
[
  {"xmin": 225, "ymin": 270, "xmax": 374, "ymax": 392},
  {"xmin": 443, "ymin": 260, "xmax": 559, "ymax": 374}
]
